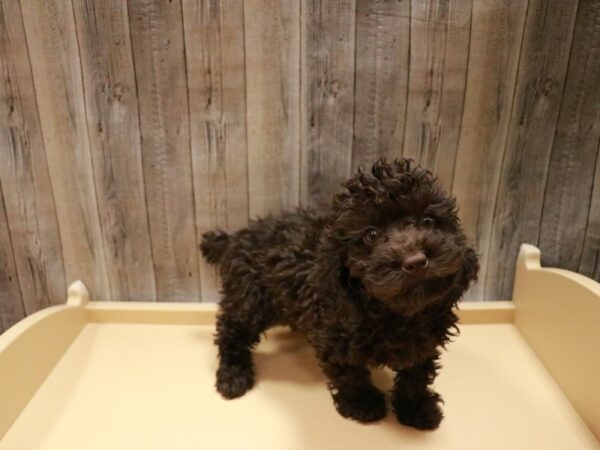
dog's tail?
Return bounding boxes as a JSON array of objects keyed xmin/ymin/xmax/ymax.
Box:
[{"xmin": 200, "ymin": 230, "xmax": 231, "ymax": 264}]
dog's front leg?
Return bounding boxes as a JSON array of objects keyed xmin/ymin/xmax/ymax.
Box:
[
  {"xmin": 320, "ymin": 361, "xmax": 386, "ymax": 423},
  {"xmin": 391, "ymin": 357, "xmax": 443, "ymax": 430}
]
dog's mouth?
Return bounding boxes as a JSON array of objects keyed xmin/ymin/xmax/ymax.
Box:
[
  {"xmin": 343, "ymin": 252, "xmax": 463, "ymax": 315},
  {"xmin": 406, "ymin": 273, "xmax": 456, "ymax": 300},
  {"xmin": 365, "ymin": 272, "xmax": 457, "ymax": 314}
]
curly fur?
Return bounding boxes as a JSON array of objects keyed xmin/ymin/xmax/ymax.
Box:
[{"xmin": 201, "ymin": 158, "xmax": 479, "ymax": 429}]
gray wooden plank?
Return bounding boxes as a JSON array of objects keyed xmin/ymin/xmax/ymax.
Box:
[
  {"xmin": 72, "ymin": 0, "xmax": 156, "ymax": 301},
  {"xmin": 128, "ymin": 0, "xmax": 200, "ymax": 301},
  {"xmin": 540, "ymin": 0, "xmax": 600, "ymax": 272},
  {"xmin": 246, "ymin": 0, "xmax": 301, "ymax": 217},
  {"xmin": 451, "ymin": 0, "xmax": 528, "ymax": 300},
  {"xmin": 579, "ymin": 139, "xmax": 600, "ymax": 281},
  {"xmin": 300, "ymin": 0, "xmax": 356, "ymax": 207},
  {"xmin": 20, "ymin": 0, "xmax": 111, "ymax": 300},
  {"xmin": 0, "ymin": 0, "xmax": 66, "ymax": 313},
  {"xmin": 403, "ymin": 0, "xmax": 471, "ymax": 189},
  {"xmin": 352, "ymin": 0, "xmax": 409, "ymax": 170},
  {"xmin": 0, "ymin": 181, "xmax": 25, "ymax": 333},
  {"xmin": 485, "ymin": 0, "xmax": 579, "ymax": 299},
  {"xmin": 182, "ymin": 0, "xmax": 249, "ymax": 302}
]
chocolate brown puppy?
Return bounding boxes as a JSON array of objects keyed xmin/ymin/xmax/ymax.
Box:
[{"xmin": 201, "ymin": 158, "xmax": 479, "ymax": 430}]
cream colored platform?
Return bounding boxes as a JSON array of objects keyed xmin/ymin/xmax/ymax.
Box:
[{"xmin": 0, "ymin": 245, "xmax": 599, "ymax": 449}]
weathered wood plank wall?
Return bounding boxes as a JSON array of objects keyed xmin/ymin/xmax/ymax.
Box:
[
  {"xmin": 1, "ymin": 0, "xmax": 600, "ymax": 331},
  {"xmin": 183, "ymin": 0, "xmax": 250, "ymax": 303},
  {"xmin": 129, "ymin": 0, "xmax": 201, "ymax": 302},
  {"xmin": 20, "ymin": 0, "xmax": 111, "ymax": 302},
  {"xmin": 301, "ymin": 0, "xmax": 356, "ymax": 207},
  {"xmin": 73, "ymin": 0, "xmax": 157, "ymax": 302},
  {"xmin": 487, "ymin": 0, "xmax": 580, "ymax": 298},
  {"xmin": 0, "ymin": 0, "xmax": 66, "ymax": 317}
]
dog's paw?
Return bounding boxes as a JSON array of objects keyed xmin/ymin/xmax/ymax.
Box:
[
  {"xmin": 332, "ymin": 385, "xmax": 387, "ymax": 423},
  {"xmin": 392, "ymin": 390, "xmax": 443, "ymax": 430},
  {"xmin": 216, "ymin": 363, "xmax": 254, "ymax": 399}
]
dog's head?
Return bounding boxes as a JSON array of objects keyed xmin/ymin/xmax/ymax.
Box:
[{"xmin": 327, "ymin": 158, "xmax": 479, "ymax": 315}]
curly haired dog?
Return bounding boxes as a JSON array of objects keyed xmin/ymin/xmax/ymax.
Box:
[{"xmin": 201, "ymin": 158, "xmax": 479, "ymax": 430}]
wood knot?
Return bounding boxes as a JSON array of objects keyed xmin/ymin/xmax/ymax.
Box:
[
  {"xmin": 112, "ymin": 83, "xmax": 125, "ymax": 101},
  {"xmin": 328, "ymin": 79, "xmax": 341, "ymax": 99}
]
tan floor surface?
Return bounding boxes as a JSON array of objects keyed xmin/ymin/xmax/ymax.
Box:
[{"xmin": 1, "ymin": 322, "xmax": 597, "ymax": 450}]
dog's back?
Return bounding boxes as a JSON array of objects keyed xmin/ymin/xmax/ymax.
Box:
[
  {"xmin": 200, "ymin": 230, "xmax": 231, "ymax": 264},
  {"xmin": 201, "ymin": 209, "xmax": 326, "ymax": 264},
  {"xmin": 200, "ymin": 209, "xmax": 328, "ymax": 315}
]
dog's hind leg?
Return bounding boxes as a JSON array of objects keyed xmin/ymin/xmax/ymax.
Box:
[{"xmin": 214, "ymin": 288, "xmax": 275, "ymax": 399}]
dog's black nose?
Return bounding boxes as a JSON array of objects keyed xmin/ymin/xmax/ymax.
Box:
[{"xmin": 402, "ymin": 251, "xmax": 428, "ymax": 274}]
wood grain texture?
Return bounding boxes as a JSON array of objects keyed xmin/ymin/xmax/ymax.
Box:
[
  {"xmin": 245, "ymin": 0, "xmax": 301, "ymax": 217},
  {"xmin": 540, "ymin": 0, "xmax": 600, "ymax": 272},
  {"xmin": 580, "ymin": 139, "xmax": 600, "ymax": 280},
  {"xmin": 0, "ymin": 0, "xmax": 65, "ymax": 313},
  {"xmin": 300, "ymin": 0, "xmax": 356, "ymax": 207},
  {"xmin": 20, "ymin": 0, "xmax": 111, "ymax": 299},
  {"xmin": 0, "ymin": 182, "xmax": 25, "ymax": 333},
  {"xmin": 2, "ymin": 0, "xmax": 600, "ymax": 324},
  {"xmin": 452, "ymin": 0, "xmax": 528, "ymax": 300},
  {"xmin": 486, "ymin": 0, "xmax": 579, "ymax": 299},
  {"xmin": 182, "ymin": 0, "xmax": 249, "ymax": 302},
  {"xmin": 73, "ymin": 0, "xmax": 156, "ymax": 301},
  {"xmin": 128, "ymin": 0, "xmax": 200, "ymax": 302},
  {"xmin": 403, "ymin": 0, "xmax": 471, "ymax": 189},
  {"xmin": 352, "ymin": 0, "xmax": 409, "ymax": 169}
]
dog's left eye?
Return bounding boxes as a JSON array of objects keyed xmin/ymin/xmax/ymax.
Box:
[
  {"xmin": 363, "ymin": 228, "xmax": 381, "ymax": 244},
  {"xmin": 421, "ymin": 216, "xmax": 436, "ymax": 228}
]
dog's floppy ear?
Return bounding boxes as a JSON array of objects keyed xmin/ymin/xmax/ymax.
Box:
[
  {"xmin": 444, "ymin": 247, "xmax": 479, "ymax": 305},
  {"xmin": 458, "ymin": 247, "xmax": 479, "ymax": 292}
]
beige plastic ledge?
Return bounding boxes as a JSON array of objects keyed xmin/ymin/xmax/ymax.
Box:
[{"xmin": 0, "ymin": 245, "xmax": 598, "ymax": 450}]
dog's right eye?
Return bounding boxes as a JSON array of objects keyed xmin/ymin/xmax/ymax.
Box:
[
  {"xmin": 363, "ymin": 228, "xmax": 381, "ymax": 244},
  {"xmin": 421, "ymin": 215, "xmax": 436, "ymax": 228}
]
